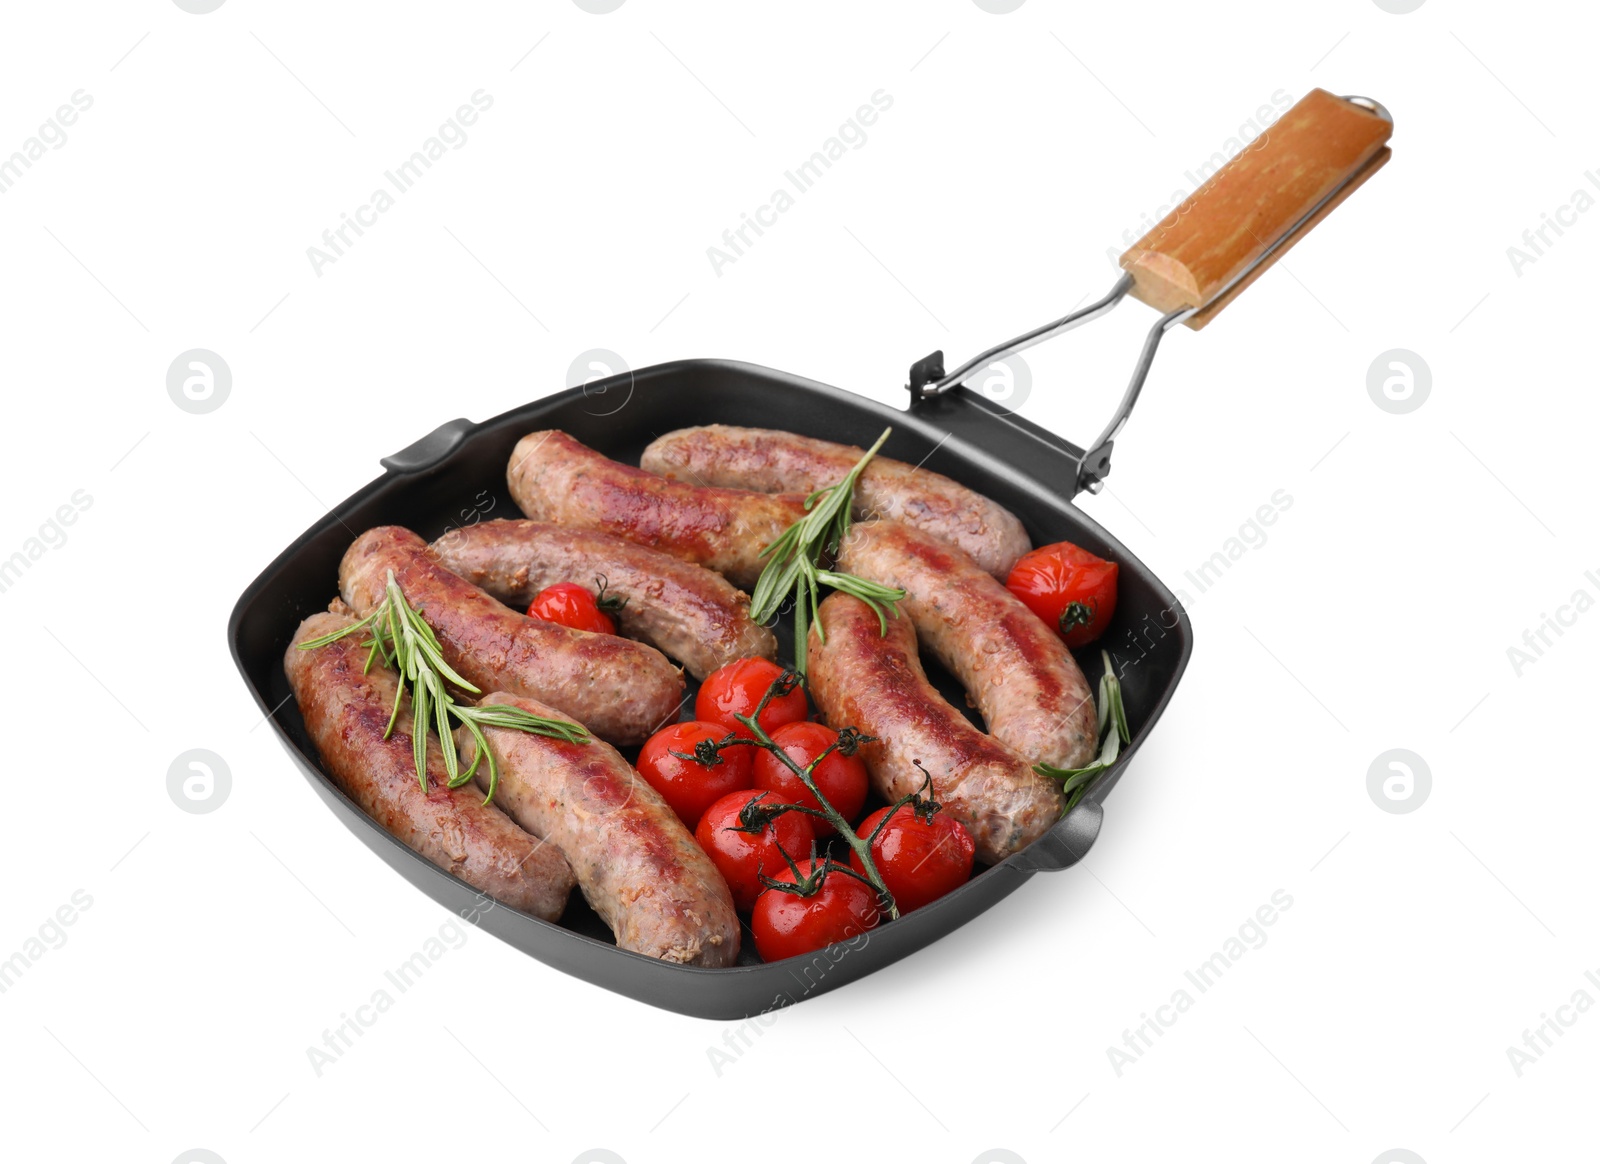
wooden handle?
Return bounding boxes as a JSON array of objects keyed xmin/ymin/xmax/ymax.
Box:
[{"xmin": 1119, "ymin": 89, "xmax": 1392, "ymax": 330}]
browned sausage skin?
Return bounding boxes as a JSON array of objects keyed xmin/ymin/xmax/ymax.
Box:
[
  {"xmin": 640, "ymin": 424, "xmax": 1032, "ymax": 579},
  {"xmin": 429, "ymin": 519, "xmax": 776, "ymax": 679},
  {"xmin": 807, "ymin": 594, "xmax": 1063, "ymax": 864},
  {"xmin": 835, "ymin": 520, "xmax": 1098, "ymax": 770},
  {"xmin": 458, "ymin": 692, "xmax": 740, "ymax": 966},
  {"xmin": 339, "ymin": 526, "xmax": 684, "ymax": 745},
  {"xmin": 506, "ymin": 430, "xmax": 808, "ymax": 588},
  {"xmin": 285, "ymin": 610, "xmax": 575, "ymax": 920}
]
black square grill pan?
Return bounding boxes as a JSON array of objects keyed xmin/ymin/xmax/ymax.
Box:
[
  {"xmin": 228, "ymin": 361, "xmax": 1189, "ymax": 1018},
  {"xmin": 227, "ymin": 88, "xmax": 1391, "ymax": 1017}
]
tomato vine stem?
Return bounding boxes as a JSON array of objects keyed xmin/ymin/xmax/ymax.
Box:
[{"xmin": 685, "ymin": 672, "xmax": 949, "ymax": 923}]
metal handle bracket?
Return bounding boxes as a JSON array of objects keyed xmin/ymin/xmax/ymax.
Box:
[
  {"xmin": 905, "ymin": 272, "xmax": 1190, "ymax": 495},
  {"xmin": 905, "ymin": 91, "xmax": 1390, "ymax": 495}
]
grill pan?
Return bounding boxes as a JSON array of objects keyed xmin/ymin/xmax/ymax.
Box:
[{"xmin": 228, "ymin": 89, "xmax": 1390, "ymax": 1019}]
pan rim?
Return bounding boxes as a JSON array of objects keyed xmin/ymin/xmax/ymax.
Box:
[{"xmin": 225, "ymin": 358, "xmax": 1193, "ymax": 1006}]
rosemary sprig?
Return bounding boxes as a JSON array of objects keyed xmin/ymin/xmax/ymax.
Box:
[
  {"xmin": 299, "ymin": 570, "xmax": 588, "ymax": 803},
  {"xmin": 748, "ymin": 427, "xmax": 906, "ymax": 673},
  {"xmin": 1034, "ymin": 650, "xmax": 1130, "ymax": 815}
]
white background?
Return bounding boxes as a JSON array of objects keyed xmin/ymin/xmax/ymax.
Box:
[{"xmin": 1, "ymin": 1, "xmax": 1592, "ymax": 1161}]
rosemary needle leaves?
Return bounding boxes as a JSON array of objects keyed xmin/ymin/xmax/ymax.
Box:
[
  {"xmin": 298, "ymin": 570, "xmax": 588, "ymax": 803},
  {"xmin": 1034, "ymin": 650, "xmax": 1130, "ymax": 814},
  {"xmin": 748, "ymin": 427, "xmax": 906, "ymax": 673}
]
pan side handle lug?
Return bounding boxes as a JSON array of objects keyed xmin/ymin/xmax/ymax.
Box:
[
  {"xmin": 907, "ymin": 350, "xmax": 946, "ymax": 406},
  {"xmin": 1012, "ymin": 798, "xmax": 1103, "ymax": 873},
  {"xmin": 906, "ymin": 274, "xmax": 1136, "ymax": 496},
  {"xmin": 380, "ymin": 417, "xmax": 474, "ymax": 474}
]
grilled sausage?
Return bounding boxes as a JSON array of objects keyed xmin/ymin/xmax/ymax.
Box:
[
  {"xmin": 835, "ymin": 520, "xmax": 1098, "ymax": 770},
  {"xmin": 429, "ymin": 519, "xmax": 776, "ymax": 679},
  {"xmin": 506, "ymin": 430, "xmax": 807, "ymax": 588},
  {"xmin": 458, "ymin": 692, "xmax": 740, "ymax": 966},
  {"xmin": 807, "ymin": 594, "xmax": 1063, "ymax": 864},
  {"xmin": 641, "ymin": 424, "xmax": 1032, "ymax": 579},
  {"xmin": 339, "ymin": 526, "xmax": 684, "ymax": 745},
  {"xmin": 285, "ymin": 610, "xmax": 575, "ymax": 920}
]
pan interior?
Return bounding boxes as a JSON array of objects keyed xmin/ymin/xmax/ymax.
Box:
[{"xmin": 230, "ymin": 360, "xmax": 1190, "ymax": 963}]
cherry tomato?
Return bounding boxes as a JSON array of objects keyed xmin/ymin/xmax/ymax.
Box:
[
  {"xmin": 635, "ymin": 721, "xmax": 753, "ymax": 829},
  {"xmin": 850, "ymin": 804, "xmax": 976, "ymax": 913},
  {"xmin": 751, "ymin": 857, "xmax": 879, "ymax": 962},
  {"xmin": 694, "ymin": 658, "xmax": 808, "ymax": 740},
  {"xmin": 1005, "ymin": 541, "xmax": 1119, "ymax": 648},
  {"xmin": 527, "ymin": 582, "xmax": 617, "ymax": 635},
  {"xmin": 753, "ymin": 721, "xmax": 868, "ymax": 836},
  {"xmin": 695, "ymin": 790, "xmax": 816, "ymax": 912}
]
